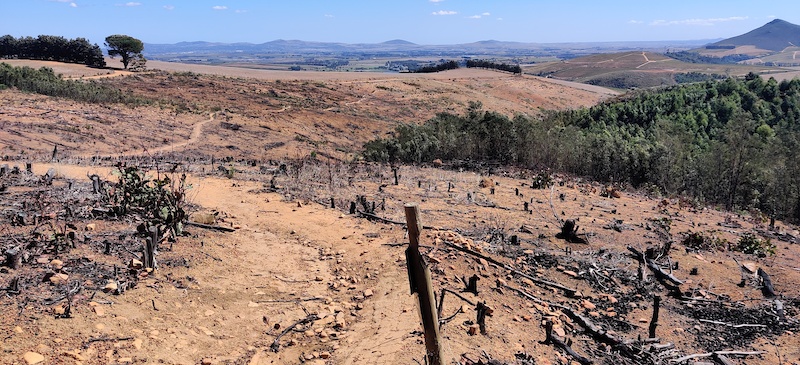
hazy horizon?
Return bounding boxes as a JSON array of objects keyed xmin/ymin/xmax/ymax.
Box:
[{"xmin": 3, "ymin": 0, "xmax": 799, "ymax": 47}]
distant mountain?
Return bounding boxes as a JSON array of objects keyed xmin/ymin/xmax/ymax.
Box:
[
  {"xmin": 381, "ymin": 39, "xmax": 416, "ymax": 45},
  {"xmin": 708, "ymin": 19, "xmax": 800, "ymax": 52}
]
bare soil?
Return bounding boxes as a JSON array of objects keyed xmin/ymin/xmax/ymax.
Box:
[{"xmin": 0, "ymin": 60, "xmax": 799, "ymax": 365}]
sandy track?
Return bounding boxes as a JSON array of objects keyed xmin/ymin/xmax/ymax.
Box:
[{"xmin": 25, "ymin": 162, "xmax": 421, "ymax": 364}]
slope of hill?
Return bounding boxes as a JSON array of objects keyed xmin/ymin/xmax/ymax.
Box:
[
  {"xmin": 708, "ymin": 19, "xmax": 800, "ymax": 53},
  {"xmin": 523, "ymin": 51, "xmax": 774, "ymax": 89},
  {"xmin": 0, "ymin": 60, "xmax": 617, "ymax": 161},
  {"xmin": 1, "ymin": 60, "xmax": 799, "ymax": 365}
]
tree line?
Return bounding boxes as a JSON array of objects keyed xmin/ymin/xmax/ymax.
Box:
[
  {"xmin": 0, "ymin": 35, "xmax": 105, "ymax": 68},
  {"xmin": 363, "ymin": 74, "xmax": 800, "ymax": 222},
  {"xmin": 414, "ymin": 60, "xmax": 459, "ymax": 73},
  {"xmin": 465, "ymin": 59, "xmax": 522, "ymax": 74}
]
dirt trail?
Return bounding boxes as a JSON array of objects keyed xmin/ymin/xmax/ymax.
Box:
[{"xmin": 25, "ymin": 163, "xmax": 420, "ymax": 365}]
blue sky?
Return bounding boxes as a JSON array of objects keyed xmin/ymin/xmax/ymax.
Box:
[{"xmin": 2, "ymin": 0, "xmax": 799, "ymax": 46}]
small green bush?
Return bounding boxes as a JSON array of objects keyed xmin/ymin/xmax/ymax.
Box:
[
  {"xmin": 681, "ymin": 230, "xmax": 728, "ymax": 251},
  {"xmin": 734, "ymin": 232, "xmax": 775, "ymax": 257}
]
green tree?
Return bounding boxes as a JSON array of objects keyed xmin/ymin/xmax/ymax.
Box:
[{"xmin": 105, "ymin": 34, "xmax": 144, "ymax": 70}]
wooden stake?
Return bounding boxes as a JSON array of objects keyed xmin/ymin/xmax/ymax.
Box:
[{"xmin": 404, "ymin": 203, "xmax": 445, "ymax": 365}]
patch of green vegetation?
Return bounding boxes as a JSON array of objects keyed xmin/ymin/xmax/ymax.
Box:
[
  {"xmin": 0, "ymin": 62, "xmax": 150, "ymax": 105},
  {"xmin": 681, "ymin": 231, "xmax": 729, "ymax": 252},
  {"xmin": 734, "ymin": 232, "xmax": 776, "ymax": 257},
  {"xmin": 363, "ymin": 75, "xmax": 800, "ymax": 223},
  {"xmin": 103, "ymin": 164, "xmax": 189, "ymax": 239}
]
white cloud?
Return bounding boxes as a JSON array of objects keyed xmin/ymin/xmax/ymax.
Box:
[
  {"xmin": 235, "ymin": 9, "xmax": 248, "ymax": 13},
  {"xmin": 324, "ymin": 14, "xmax": 334, "ymax": 18},
  {"xmin": 212, "ymin": 5, "xmax": 227, "ymax": 10},
  {"xmin": 628, "ymin": 20, "xmax": 644, "ymax": 24},
  {"xmin": 432, "ymin": 10, "xmax": 457, "ymax": 15},
  {"xmin": 163, "ymin": 5, "xmax": 174, "ymax": 10},
  {"xmin": 468, "ymin": 12, "xmax": 491, "ymax": 19},
  {"xmin": 429, "ymin": 0, "xmax": 445, "ymax": 2},
  {"xmin": 121, "ymin": 2, "xmax": 141, "ymax": 6},
  {"xmin": 650, "ymin": 16, "xmax": 748, "ymax": 26},
  {"xmin": 70, "ymin": 2, "xmax": 77, "ymax": 7}
]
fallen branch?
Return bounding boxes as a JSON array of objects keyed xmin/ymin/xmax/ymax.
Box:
[
  {"xmin": 670, "ymin": 350, "xmax": 766, "ymax": 363},
  {"xmin": 270, "ymin": 314, "xmax": 319, "ymax": 352},
  {"xmin": 185, "ymin": 221, "xmax": 236, "ymax": 232},
  {"xmin": 443, "ymin": 288, "xmax": 476, "ymax": 306},
  {"xmin": 543, "ymin": 321, "xmax": 593, "ymax": 365},
  {"xmin": 443, "ymin": 240, "xmax": 578, "ymax": 296},
  {"xmin": 697, "ymin": 319, "xmax": 767, "ymax": 329},
  {"xmin": 439, "ymin": 307, "xmax": 463, "ymax": 325},
  {"xmin": 357, "ymin": 210, "xmax": 441, "ymax": 230},
  {"xmin": 504, "ymin": 284, "xmax": 648, "ymax": 362},
  {"xmin": 83, "ymin": 336, "xmax": 134, "ymax": 349},
  {"xmin": 627, "ymin": 246, "xmax": 683, "ymax": 286},
  {"xmin": 257, "ymin": 297, "xmax": 325, "ymax": 303}
]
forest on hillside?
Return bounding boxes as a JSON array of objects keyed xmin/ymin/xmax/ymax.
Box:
[{"xmin": 364, "ymin": 74, "xmax": 800, "ymax": 222}]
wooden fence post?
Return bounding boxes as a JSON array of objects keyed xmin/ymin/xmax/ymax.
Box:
[{"xmin": 404, "ymin": 203, "xmax": 445, "ymax": 365}]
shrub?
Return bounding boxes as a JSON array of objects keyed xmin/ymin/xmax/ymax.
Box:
[
  {"xmin": 530, "ymin": 171, "xmax": 553, "ymax": 189},
  {"xmin": 734, "ymin": 232, "xmax": 775, "ymax": 257},
  {"xmin": 681, "ymin": 231, "xmax": 728, "ymax": 251},
  {"xmin": 104, "ymin": 164, "xmax": 189, "ymax": 239}
]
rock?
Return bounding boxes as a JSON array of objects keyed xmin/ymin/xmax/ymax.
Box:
[
  {"xmin": 14, "ymin": 326, "xmax": 23, "ymax": 334},
  {"xmin": 50, "ymin": 259, "xmax": 64, "ymax": 270},
  {"xmin": 63, "ymin": 350, "xmax": 86, "ymax": 361},
  {"xmin": 197, "ymin": 326, "xmax": 214, "ymax": 336},
  {"xmin": 23, "ymin": 352, "xmax": 44, "ymax": 364},
  {"xmin": 102, "ymin": 281, "xmax": 117, "ymax": 293},
  {"xmin": 201, "ymin": 358, "xmax": 214, "ymax": 365},
  {"xmin": 522, "ymin": 315, "xmax": 532, "ymax": 322},
  {"xmin": 191, "ymin": 213, "xmax": 216, "ymax": 225},
  {"xmin": 53, "ymin": 305, "xmax": 66, "ymax": 315},
  {"xmin": 563, "ymin": 270, "xmax": 578, "ymax": 278},
  {"xmin": 363, "ymin": 289, "xmax": 373, "ymax": 298},
  {"xmin": 93, "ymin": 305, "xmax": 105, "ymax": 317},
  {"xmin": 129, "ymin": 259, "xmax": 143, "ymax": 270},
  {"xmin": 49, "ymin": 273, "xmax": 69, "ymax": 285},
  {"xmin": 85, "ymin": 223, "xmax": 96, "ymax": 231},
  {"xmin": 133, "ymin": 338, "xmax": 142, "ymax": 350},
  {"xmin": 742, "ymin": 262, "xmax": 758, "ymax": 274},
  {"xmin": 319, "ymin": 351, "xmax": 331, "ymax": 359},
  {"xmin": 581, "ymin": 300, "xmax": 596, "ymax": 310},
  {"xmin": 467, "ymin": 324, "xmax": 480, "ymax": 335}
]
